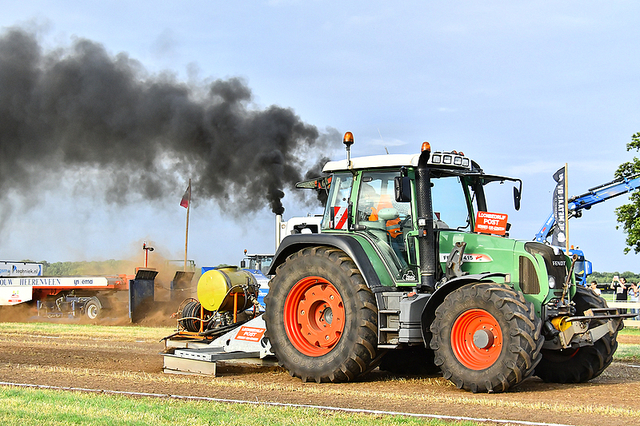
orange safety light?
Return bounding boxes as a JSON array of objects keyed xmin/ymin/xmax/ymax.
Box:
[
  {"xmin": 343, "ymin": 131, "xmax": 354, "ymax": 147},
  {"xmin": 421, "ymin": 142, "xmax": 431, "ymax": 152}
]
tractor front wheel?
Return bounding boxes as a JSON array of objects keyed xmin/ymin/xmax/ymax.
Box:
[
  {"xmin": 535, "ymin": 286, "xmax": 620, "ymax": 383},
  {"xmin": 264, "ymin": 246, "xmax": 378, "ymax": 383},
  {"xmin": 430, "ymin": 283, "xmax": 542, "ymax": 393}
]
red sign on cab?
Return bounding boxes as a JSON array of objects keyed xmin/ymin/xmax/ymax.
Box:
[{"xmin": 474, "ymin": 211, "xmax": 508, "ymax": 235}]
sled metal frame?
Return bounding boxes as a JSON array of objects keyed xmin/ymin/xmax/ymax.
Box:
[{"xmin": 162, "ymin": 315, "xmax": 276, "ymax": 377}]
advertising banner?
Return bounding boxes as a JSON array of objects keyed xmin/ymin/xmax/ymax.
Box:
[
  {"xmin": 551, "ymin": 166, "xmax": 567, "ymax": 247},
  {"xmin": 0, "ymin": 262, "xmax": 43, "ymax": 277}
]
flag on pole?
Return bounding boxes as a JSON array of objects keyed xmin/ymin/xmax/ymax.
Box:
[
  {"xmin": 180, "ymin": 183, "xmax": 191, "ymax": 209},
  {"xmin": 551, "ymin": 166, "xmax": 567, "ymax": 247}
]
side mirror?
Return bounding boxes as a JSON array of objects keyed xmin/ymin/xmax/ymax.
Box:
[
  {"xmin": 585, "ymin": 260, "xmax": 593, "ymax": 276},
  {"xmin": 513, "ymin": 184, "xmax": 522, "ymax": 211},
  {"xmin": 395, "ymin": 176, "xmax": 412, "ymax": 202}
]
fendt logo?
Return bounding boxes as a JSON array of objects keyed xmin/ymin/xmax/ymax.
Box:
[{"xmin": 552, "ymin": 260, "xmax": 566, "ymax": 267}]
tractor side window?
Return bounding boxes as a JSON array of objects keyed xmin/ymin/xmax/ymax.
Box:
[
  {"xmin": 356, "ymin": 172, "xmax": 412, "ymax": 274},
  {"xmin": 431, "ymin": 176, "xmax": 472, "ymax": 230},
  {"xmin": 321, "ymin": 173, "xmax": 353, "ymax": 230}
]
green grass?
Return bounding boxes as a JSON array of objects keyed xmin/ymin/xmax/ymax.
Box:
[
  {"xmin": 0, "ymin": 321, "xmax": 173, "ymax": 342},
  {"xmin": 615, "ymin": 328, "xmax": 640, "ymax": 360},
  {"xmin": 615, "ymin": 344, "xmax": 640, "ymax": 361},
  {"xmin": 0, "ymin": 386, "xmax": 475, "ymax": 426}
]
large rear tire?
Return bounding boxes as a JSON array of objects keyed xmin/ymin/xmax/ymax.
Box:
[
  {"xmin": 264, "ymin": 246, "xmax": 378, "ymax": 383},
  {"xmin": 429, "ymin": 283, "xmax": 542, "ymax": 393},
  {"xmin": 535, "ymin": 286, "xmax": 620, "ymax": 383}
]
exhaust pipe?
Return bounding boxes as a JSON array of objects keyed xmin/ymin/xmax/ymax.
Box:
[
  {"xmin": 275, "ymin": 214, "xmax": 282, "ymax": 250},
  {"xmin": 415, "ymin": 142, "xmax": 436, "ymax": 292}
]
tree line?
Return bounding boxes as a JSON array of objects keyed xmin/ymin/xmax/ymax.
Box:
[{"xmin": 587, "ymin": 271, "xmax": 640, "ymax": 285}]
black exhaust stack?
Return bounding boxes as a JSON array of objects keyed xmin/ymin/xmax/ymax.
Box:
[{"xmin": 415, "ymin": 143, "xmax": 436, "ymax": 292}]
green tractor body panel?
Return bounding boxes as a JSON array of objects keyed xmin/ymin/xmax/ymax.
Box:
[
  {"xmin": 437, "ymin": 231, "xmax": 575, "ymax": 317},
  {"xmin": 438, "ymin": 230, "xmax": 518, "ymax": 279}
]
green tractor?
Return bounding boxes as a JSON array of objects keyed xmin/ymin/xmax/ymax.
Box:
[{"xmin": 263, "ymin": 132, "xmax": 630, "ymax": 393}]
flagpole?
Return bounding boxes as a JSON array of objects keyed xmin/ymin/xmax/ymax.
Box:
[{"xmin": 184, "ymin": 178, "xmax": 191, "ymax": 271}]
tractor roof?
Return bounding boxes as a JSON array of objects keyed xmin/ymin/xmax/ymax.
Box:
[
  {"xmin": 299, "ymin": 150, "xmax": 520, "ymax": 192},
  {"xmin": 323, "ymin": 151, "xmax": 472, "ymax": 173}
]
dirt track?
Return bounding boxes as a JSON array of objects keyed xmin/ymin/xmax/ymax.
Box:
[{"xmin": 0, "ymin": 321, "xmax": 639, "ymax": 426}]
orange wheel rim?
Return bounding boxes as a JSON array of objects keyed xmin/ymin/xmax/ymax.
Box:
[
  {"xmin": 451, "ymin": 309, "xmax": 503, "ymax": 370},
  {"xmin": 284, "ymin": 276, "xmax": 345, "ymax": 356}
]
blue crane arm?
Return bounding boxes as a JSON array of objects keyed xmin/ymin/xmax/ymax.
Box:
[
  {"xmin": 534, "ymin": 213, "xmax": 556, "ymax": 243},
  {"xmin": 534, "ymin": 175, "xmax": 640, "ymax": 243}
]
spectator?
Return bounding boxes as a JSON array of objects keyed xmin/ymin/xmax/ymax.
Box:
[
  {"xmin": 590, "ymin": 281, "xmax": 601, "ymax": 296},
  {"xmin": 611, "ymin": 276, "xmax": 628, "ymax": 314}
]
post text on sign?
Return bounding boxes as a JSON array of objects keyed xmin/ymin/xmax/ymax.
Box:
[{"xmin": 474, "ymin": 211, "xmax": 508, "ymax": 235}]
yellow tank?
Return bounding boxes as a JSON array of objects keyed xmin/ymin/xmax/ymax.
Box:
[{"xmin": 196, "ymin": 266, "xmax": 258, "ymax": 312}]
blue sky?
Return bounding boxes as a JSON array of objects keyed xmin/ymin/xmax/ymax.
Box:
[{"xmin": 1, "ymin": 1, "xmax": 639, "ymax": 273}]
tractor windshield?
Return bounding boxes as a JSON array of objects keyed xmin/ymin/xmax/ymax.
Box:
[
  {"xmin": 431, "ymin": 176, "xmax": 474, "ymax": 231},
  {"xmin": 431, "ymin": 170, "xmax": 521, "ymax": 232}
]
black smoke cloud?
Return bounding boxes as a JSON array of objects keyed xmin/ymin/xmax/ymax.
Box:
[{"xmin": 0, "ymin": 28, "xmax": 338, "ymax": 217}]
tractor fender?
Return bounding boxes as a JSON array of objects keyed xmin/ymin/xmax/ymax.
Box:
[
  {"xmin": 268, "ymin": 233, "xmax": 383, "ymax": 290},
  {"xmin": 420, "ymin": 272, "xmax": 508, "ymax": 343}
]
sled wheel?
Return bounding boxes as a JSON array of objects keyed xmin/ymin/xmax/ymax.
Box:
[
  {"xmin": 284, "ymin": 276, "xmax": 345, "ymax": 356},
  {"xmin": 430, "ymin": 283, "xmax": 542, "ymax": 393},
  {"xmin": 85, "ymin": 298, "xmax": 102, "ymax": 320},
  {"xmin": 264, "ymin": 246, "xmax": 378, "ymax": 383},
  {"xmin": 535, "ymin": 286, "xmax": 620, "ymax": 383}
]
